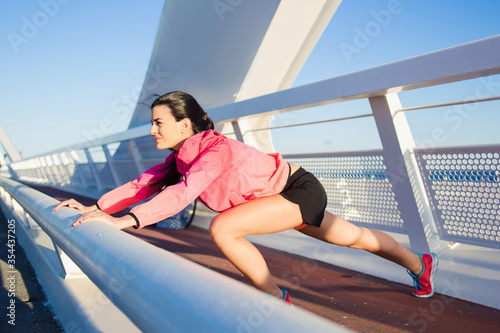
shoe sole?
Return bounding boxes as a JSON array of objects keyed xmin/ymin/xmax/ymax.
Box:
[{"xmin": 413, "ymin": 252, "xmax": 439, "ymax": 298}]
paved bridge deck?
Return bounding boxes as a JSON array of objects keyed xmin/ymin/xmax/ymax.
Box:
[{"xmin": 2, "ymin": 184, "xmax": 500, "ymax": 332}]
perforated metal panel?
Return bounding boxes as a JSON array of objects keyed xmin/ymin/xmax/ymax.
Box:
[
  {"xmin": 414, "ymin": 147, "xmax": 500, "ymax": 249},
  {"xmin": 284, "ymin": 152, "xmax": 405, "ymax": 233}
]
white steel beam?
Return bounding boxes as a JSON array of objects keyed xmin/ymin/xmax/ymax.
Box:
[
  {"xmin": 84, "ymin": 148, "xmax": 104, "ymax": 192},
  {"xmin": 0, "ymin": 122, "xmax": 22, "ymax": 162},
  {"xmin": 102, "ymin": 145, "xmax": 122, "ymax": 187},
  {"xmin": 236, "ymin": 0, "xmax": 342, "ymax": 100},
  {"xmin": 208, "ymin": 35, "xmax": 500, "ymax": 123},
  {"xmin": 369, "ymin": 94, "xmax": 430, "ymax": 253},
  {"xmin": 234, "ymin": 0, "xmax": 342, "ymax": 152},
  {"xmin": 126, "ymin": 140, "xmax": 146, "ymax": 174}
]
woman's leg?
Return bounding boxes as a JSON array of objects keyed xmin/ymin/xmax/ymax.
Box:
[
  {"xmin": 298, "ymin": 212, "xmax": 423, "ymax": 275},
  {"xmin": 209, "ymin": 194, "xmax": 303, "ymax": 299}
]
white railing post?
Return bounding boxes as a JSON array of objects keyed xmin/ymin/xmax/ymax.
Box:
[
  {"xmin": 43, "ymin": 157, "xmax": 53, "ymax": 184},
  {"xmin": 52, "ymin": 154, "xmax": 64, "ymax": 185},
  {"xmin": 369, "ymin": 93, "xmax": 430, "ymax": 253},
  {"xmin": 70, "ymin": 150, "xmax": 89, "ymax": 189},
  {"xmin": 231, "ymin": 121, "xmax": 245, "ymax": 142},
  {"xmin": 58, "ymin": 152, "xmax": 72, "ymax": 185},
  {"xmin": 84, "ymin": 148, "xmax": 104, "ymax": 191},
  {"xmin": 34, "ymin": 158, "xmax": 43, "ymax": 183},
  {"xmin": 102, "ymin": 144, "xmax": 122, "ymax": 187},
  {"xmin": 52, "ymin": 241, "xmax": 86, "ymax": 279},
  {"xmin": 126, "ymin": 140, "xmax": 145, "ymax": 174},
  {"xmin": 43, "ymin": 156, "xmax": 55, "ymax": 185}
]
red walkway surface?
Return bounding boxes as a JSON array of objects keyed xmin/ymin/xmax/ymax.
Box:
[{"xmin": 30, "ymin": 185, "xmax": 500, "ymax": 332}]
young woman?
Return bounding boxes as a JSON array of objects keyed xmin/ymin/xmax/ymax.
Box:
[{"xmin": 53, "ymin": 91, "xmax": 438, "ymax": 304}]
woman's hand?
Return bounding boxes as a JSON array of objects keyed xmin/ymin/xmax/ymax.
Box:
[
  {"xmin": 53, "ymin": 198, "xmax": 137, "ymax": 229},
  {"xmin": 53, "ymin": 199, "xmax": 97, "ymax": 214},
  {"xmin": 71, "ymin": 210, "xmax": 137, "ymax": 229}
]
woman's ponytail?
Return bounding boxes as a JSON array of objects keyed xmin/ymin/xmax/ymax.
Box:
[{"xmin": 201, "ymin": 112, "xmax": 214, "ymax": 132}]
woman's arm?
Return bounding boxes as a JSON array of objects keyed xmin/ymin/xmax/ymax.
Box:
[
  {"xmin": 53, "ymin": 154, "xmax": 174, "ymax": 228},
  {"xmin": 129, "ymin": 145, "xmax": 229, "ymax": 228},
  {"xmin": 97, "ymin": 154, "xmax": 174, "ymax": 214}
]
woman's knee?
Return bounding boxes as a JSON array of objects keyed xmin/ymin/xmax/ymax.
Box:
[
  {"xmin": 209, "ymin": 214, "xmax": 232, "ymax": 244},
  {"xmin": 347, "ymin": 227, "xmax": 383, "ymax": 251}
]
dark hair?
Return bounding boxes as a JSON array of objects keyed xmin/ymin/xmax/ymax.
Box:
[
  {"xmin": 148, "ymin": 91, "xmax": 214, "ymax": 193},
  {"xmin": 151, "ymin": 91, "xmax": 214, "ymax": 134}
]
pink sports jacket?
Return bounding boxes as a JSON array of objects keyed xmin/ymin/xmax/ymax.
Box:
[{"xmin": 97, "ymin": 130, "xmax": 290, "ymax": 228}]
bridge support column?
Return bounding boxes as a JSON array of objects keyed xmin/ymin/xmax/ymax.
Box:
[{"xmin": 370, "ymin": 93, "xmax": 430, "ymax": 253}]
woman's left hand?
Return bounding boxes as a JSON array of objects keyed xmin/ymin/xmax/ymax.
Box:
[{"xmin": 72, "ymin": 210, "xmax": 136, "ymax": 229}]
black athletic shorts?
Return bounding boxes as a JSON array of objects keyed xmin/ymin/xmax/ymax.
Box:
[{"xmin": 280, "ymin": 166, "xmax": 327, "ymax": 228}]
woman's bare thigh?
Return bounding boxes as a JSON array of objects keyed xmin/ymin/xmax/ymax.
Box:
[{"xmin": 210, "ymin": 194, "xmax": 305, "ymax": 237}]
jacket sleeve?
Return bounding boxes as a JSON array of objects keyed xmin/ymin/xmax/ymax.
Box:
[
  {"xmin": 96, "ymin": 154, "xmax": 174, "ymax": 215},
  {"xmin": 129, "ymin": 144, "xmax": 229, "ymax": 228}
]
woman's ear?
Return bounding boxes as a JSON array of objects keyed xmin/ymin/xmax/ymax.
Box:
[{"xmin": 181, "ymin": 118, "xmax": 193, "ymax": 135}]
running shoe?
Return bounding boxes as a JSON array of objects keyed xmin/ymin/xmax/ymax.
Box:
[
  {"xmin": 408, "ymin": 253, "xmax": 439, "ymax": 298},
  {"xmin": 281, "ymin": 290, "xmax": 293, "ymax": 306},
  {"xmin": 267, "ymin": 290, "xmax": 294, "ymax": 306}
]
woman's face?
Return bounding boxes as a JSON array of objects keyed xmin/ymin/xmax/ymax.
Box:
[{"xmin": 150, "ymin": 105, "xmax": 193, "ymax": 151}]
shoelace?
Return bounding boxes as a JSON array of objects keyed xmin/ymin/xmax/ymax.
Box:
[{"xmin": 407, "ymin": 270, "xmax": 424, "ymax": 291}]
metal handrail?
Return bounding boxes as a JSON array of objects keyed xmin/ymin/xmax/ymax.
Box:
[
  {"xmin": 207, "ymin": 35, "xmax": 500, "ymax": 123},
  {"xmin": 0, "ymin": 177, "xmax": 346, "ymax": 333},
  {"xmin": 242, "ymin": 113, "xmax": 374, "ymax": 135},
  {"xmin": 395, "ymin": 95, "xmax": 500, "ymax": 113}
]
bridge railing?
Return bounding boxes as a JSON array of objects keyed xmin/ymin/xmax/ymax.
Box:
[
  {"xmin": 6, "ymin": 35, "xmax": 500, "ymax": 252},
  {"xmin": 0, "ymin": 176, "xmax": 346, "ymax": 332},
  {"xmin": 413, "ymin": 144, "xmax": 500, "ymax": 249},
  {"xmin": 2, "ymin": 35, "xmax": 500, "ymax": 317}
]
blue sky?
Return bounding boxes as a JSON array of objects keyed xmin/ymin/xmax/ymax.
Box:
[
  {"xmin": 0, "ymin": 0, "xmax": 165, "ymax": 159},
  {"xmin": 272, "ymin": 0, "xmax": 500, "ymax": 153},
  {"xmin": 1, "ymin": 0, "xmax": 499, "ymax": 159}
]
